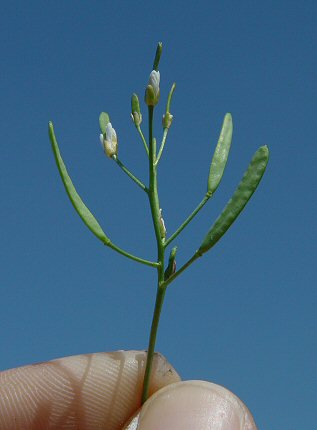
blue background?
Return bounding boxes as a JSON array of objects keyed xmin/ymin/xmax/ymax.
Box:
[{"xmin": 1, "ymin": 1, "xmax": 316, "ymax": 428}]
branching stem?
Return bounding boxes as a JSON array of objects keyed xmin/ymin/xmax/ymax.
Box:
[
  {"xmin": 112, "ymin": 155, "xmax": 148, "ymax": 192},
  {"xmin": 106, "ymin": 241, "xmax": 158, "ymax": 268},
  {"xmin": 136, "ymin": 126, "xmax": 149, "ymax": 156},
  {"xmin": 156, "ymin": 128, "xmax": 168, "ymax": 165},
  {"xmin": 165, "ymin": 192, "xmax": 212, "ymax": 247}
]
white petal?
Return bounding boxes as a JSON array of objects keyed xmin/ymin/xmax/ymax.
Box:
[
  {"xmin": 105, "ymin": 122, "xmax": 117, "ymax": 143},
  {"xmin": 149, "ymin": 70, "xmax": 160, "ymax": 94},
  {"xmin": 105, "ymin": 122, "xmax": 113, "ymax": 141}
]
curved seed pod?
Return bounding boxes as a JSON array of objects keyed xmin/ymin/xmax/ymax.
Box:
[
  {"xmin": 99, "ymin": 112, "xmax": 110, "ymax": 135},
  {"xmin": 207, "ymin": 113, "xmax": 233, "ymax": 194},
  {"xmin": 49, "ymin": 122, "xmax": 110, "ymax": 245},
  {"xmin": 199, "ymin": 145, "xmax": 269, "ymax": 254}
]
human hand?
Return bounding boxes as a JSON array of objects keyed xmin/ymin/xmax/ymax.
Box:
[{"xmin": 0, "ymin": 351, "xmax": 257, "ymax": 429}]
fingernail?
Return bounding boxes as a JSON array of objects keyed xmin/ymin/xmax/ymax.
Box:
[{"xmin": 136, "ymin": 381, "xmax": 257, "ymax": 430}]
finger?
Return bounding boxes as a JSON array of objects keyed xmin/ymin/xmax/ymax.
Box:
[
  {"xmin": 124, "ymin": 380, "xmax": 257, "ymax": 430},
  {"xmin": 0, "ymin": 350, "xmax": 180, "ymax": 430}
]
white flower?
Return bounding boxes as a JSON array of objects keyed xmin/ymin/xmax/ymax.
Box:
[
  {"xmin": 148, "ymin": 70, "xmax": 160, "ymax": 98},
  {"xmin": 145, "ymin": 70, "xmax": 160, "ymax": 106},
  {"xmin": 100, "ymin": 122, "xmax": 118, "ymax": 158}
]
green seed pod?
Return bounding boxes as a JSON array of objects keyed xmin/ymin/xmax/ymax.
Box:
[
  {"xmin": 49, "ymin": 122, "xmax": 110, "ymax": 245},
  {"xmin": 207, "ymin": 113, "xmax": 233, "ymax": 195},
  {"xmin": 199, "ymin": 145, "xmax": 269, "ymax": 254}
]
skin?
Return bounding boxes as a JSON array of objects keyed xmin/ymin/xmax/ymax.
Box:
[{"xmin": 0, "ymin": 351, "xmax": 257, "ymax": 430}]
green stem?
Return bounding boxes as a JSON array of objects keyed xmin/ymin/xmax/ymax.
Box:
[
  {"xmin": 141, "ymin": 285, "xmax": 166, "ymax": 403},
  {"xmin": 107, "ymin": 241, "xmax": 159, "ymax": 268},
  {"xmin": 156, "ymin": 83, "xmax": 176, "ymax": 165},
  {"xmin": 156, "ymin": 128, "xmax": 168, "ymax": 164},
  {"xmin": 166, "ymin": 83, "xmax": 176, "ymax": 113},
  {"xmin": 141, "ymin": 106, "xmax": 166, "ymax": 403},
  {"xmin": 147, "ymin": 108, "xmax": 162, "ymax": 246},
  {"xmin": 137, "ymin": 126, "xmax": 149, "ymax": 156},
  {"xmin": 164, "ymin": 193, "xmax": 212, "ymax": 247},
  {"xmin": 112, "ymin": 156, "xmax": 148, "ymax": 192}
]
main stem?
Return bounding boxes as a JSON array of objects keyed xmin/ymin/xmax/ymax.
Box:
[
  {"xmin": 142, "ymin": 107, "xmax": 166, "ymax": 404},
  {"xmin": 141, "ymin": 284, "xmax": 166, "ymax": 403}
]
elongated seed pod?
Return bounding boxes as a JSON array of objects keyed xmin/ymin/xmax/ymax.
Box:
[
  {"xmin": 207, "ymin": 113, "xmax": 233, "ymax": 194},
  {"xmin": 199, "ymin": 145, "xmax": 269, "ymax": 254},
  {"xmin": 49, "ymin": 122, "xmax": 110, "ymax": 245}
]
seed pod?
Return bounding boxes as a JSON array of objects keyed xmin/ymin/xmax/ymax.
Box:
[
  {"xmin": 49, "ymin": 122, "xmax": 110, "ymax": 245},
  {"xmin": 207, "ymin": 113, "xmax": 233, "ymax": 195},
  {"xmin": 199, "ymin": 145, "xmax": 269, "ymax": 254}
]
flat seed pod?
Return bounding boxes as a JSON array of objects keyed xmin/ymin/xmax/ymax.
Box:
[
  {"xmin": 199, "ymin": 145, "xmax": 269, "ymax": 254},
  {"xmin": 49, "ymin": 122, "xmax": 110, "ymax": 245},
  {"xmin": 207, "ymin": 113, "xmax": 233, "ymax": 194},
  {"xmin": 99, "ymin": 112, "xmax": 110, "ymax": 135}
]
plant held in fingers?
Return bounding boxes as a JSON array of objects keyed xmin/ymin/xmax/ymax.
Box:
[{"xmin": 49, "ymin": 42, "xmax": 269, "ymax": 404}]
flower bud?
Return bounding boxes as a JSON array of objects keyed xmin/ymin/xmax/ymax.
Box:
[
  {"xmin": 100, "ymin": 122, "xmax": 118, "ymax": 158},
  {"xmin": 164, "ymin": 246, "xmax": 177, "ymax": 280},
  {"xmin": 145, "ymin": 70, "xmax": 160, "ymax": 106},
  {"xmin": 99, "ymin": 112, "xmax": 110, "ymax": 134},
  {"xmin": 131, "ymin": 93, "xmax": 142, "ymax": 126},
  {"xmin": 162, "ymin": 112, "xmax": 173, "ymax": 129}
]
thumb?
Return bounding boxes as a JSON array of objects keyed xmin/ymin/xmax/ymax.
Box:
[{"xmin": 124, "ymin": 380, "xmax": 257, "ymax": 430}]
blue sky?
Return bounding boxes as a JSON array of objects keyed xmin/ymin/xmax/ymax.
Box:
[{"xmin": 1, "ymin": 1, "xmax": 316, "ymax": 428}]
